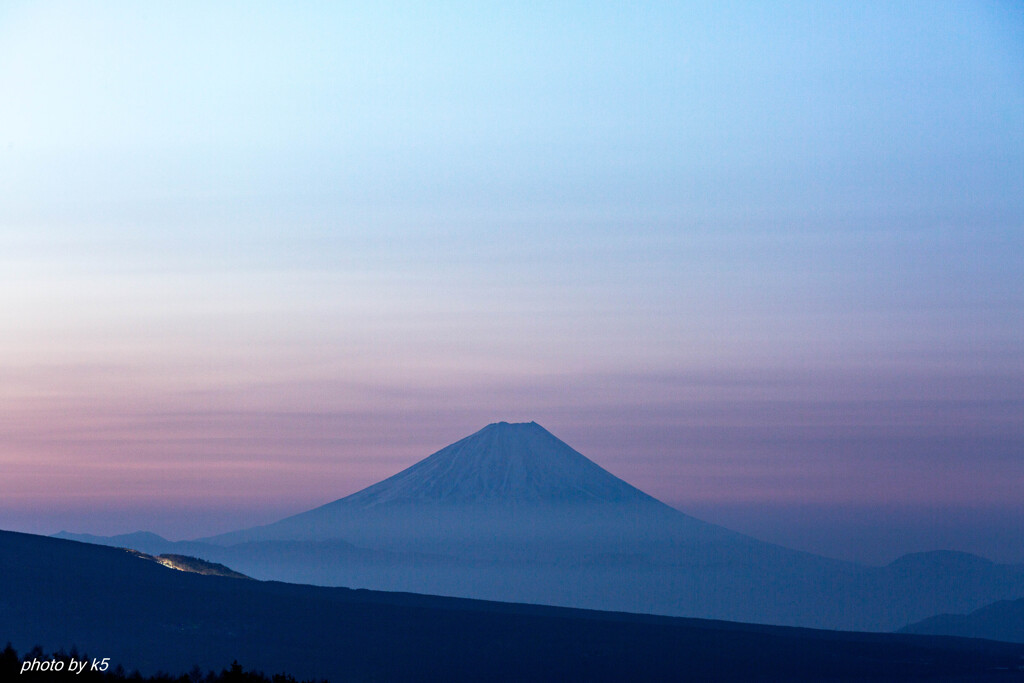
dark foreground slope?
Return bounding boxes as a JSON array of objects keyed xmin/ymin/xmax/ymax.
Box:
[{"xmin": 3, "ymin": 530, "xmax": 1024, "ymax": 682}]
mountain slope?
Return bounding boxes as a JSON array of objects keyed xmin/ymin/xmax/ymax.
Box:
[
  {"xmin": 53, "ymin": 530, "xmax": 180, "ymax": 555},
  {"xmin": 6, "ymin": 529, "xmax": 1024, "ymax": 682}
]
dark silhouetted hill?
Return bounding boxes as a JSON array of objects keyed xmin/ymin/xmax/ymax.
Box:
[{"xmin": 5, "ymin": 529, "xmax": 1024, "ymax": 681}]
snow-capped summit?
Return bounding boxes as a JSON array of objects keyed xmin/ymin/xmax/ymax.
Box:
[{"xmin": 340, "ymin": 421, "xmax": 662, "ymax": 507}]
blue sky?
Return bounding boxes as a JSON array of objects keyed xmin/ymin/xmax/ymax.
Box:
[{"xmin": 1, "ymin": 1, "xmax": 1022, "ymax": 563}]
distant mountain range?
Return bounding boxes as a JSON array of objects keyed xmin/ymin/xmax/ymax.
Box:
[
  {"xmin": 901, "ymin": 597, "xmax": 1024, "ymax": 643},
  {"xmin": 55, "ymin": 422, "xmax": 1024, "ymax": 632},
  {"xmin": 5, "ymin": 529, "xmax": 1024, "ymax": 682}
]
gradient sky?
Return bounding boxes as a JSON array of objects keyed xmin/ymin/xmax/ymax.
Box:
[{"xmin": 1, "ymin": 1, "xmax": 1022, "ymax": 564}]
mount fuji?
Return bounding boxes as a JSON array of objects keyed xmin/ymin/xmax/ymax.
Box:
[
  {"xmin": 203, "ymin": 421, "xmax": 735, "ymax": 553},
  {"xmin": 57, "ymin": 421, "xmax": 1024, "ymax": 631}
]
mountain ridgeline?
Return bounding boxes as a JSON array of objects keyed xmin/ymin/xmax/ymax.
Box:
[{"xmin": 57, "ymin": 421, "xmax": 1024, "ymax": 633}]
